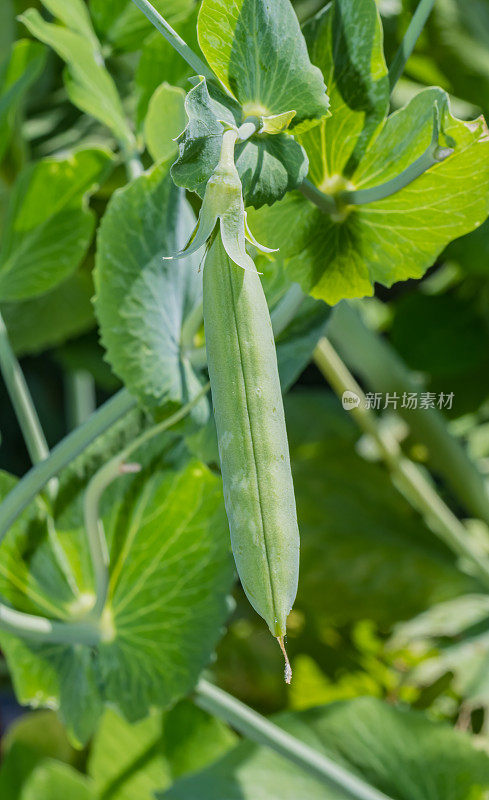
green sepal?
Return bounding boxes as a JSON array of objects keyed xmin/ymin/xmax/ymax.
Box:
[{"xmin": 169, "ymin": 131, "xmax": 276, "ymax": 272}]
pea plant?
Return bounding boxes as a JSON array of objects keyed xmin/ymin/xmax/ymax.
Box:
[{"xmin": 2, "ymin": 0, "xmax": 489, "ymax": 797}]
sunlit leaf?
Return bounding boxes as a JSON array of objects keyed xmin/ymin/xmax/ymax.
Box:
[
  {"xmin": 198, "ymin": 0, "xmax": 329, "ymax": 130},
  {"xmin": 88, "ymin": 702, "xmax": 235, "ymax": 800},
  {"xmin": 249, "ymin": 2, "xmax": 489, "ymax": 304}
]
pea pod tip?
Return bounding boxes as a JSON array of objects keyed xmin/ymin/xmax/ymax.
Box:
[{"xmin": 277, "ymin": 636, "xmax": 292, "ymax": 684}]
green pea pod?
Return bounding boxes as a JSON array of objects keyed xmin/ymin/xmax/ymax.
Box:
[{"xmin": 203, "ymin": 232, "xmax": 300, "ymax": 654}]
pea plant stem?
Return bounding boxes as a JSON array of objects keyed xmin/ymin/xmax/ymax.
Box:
[
  {"xmin": 65, "ymin": 370, "xmax": 97, "ymax": 430},
  {"xmin": 129, "ymin": 0, "xmax": 214, "ymax": 80},
  {"xmin": 342, "ymin": 104, "xmax": 452, "ymax": 206},
  {"xmin": 389, "ymin": 0, "xmax": 437, "ymax": 92},
  {"xmin": 0, "ymin": 389, "xmax": 137, "ymax": 544},
  {"xmin": 314, "ymin": 337, "xmax": 489, "ymax": 590},
  {"xmin": 0, "ymin": 602, "xmax": 101, "ymax": 645},
  {"xmin": 328, "ymin": 302, "xmax": 489, "ymax": 528},
  {"xmin": 299, "ymin": 178, "xmax": 337, "ymax": 214},
  {"xmin": 84, "ymin": 384, "xmax": 210, "ymax": 617},
  {"xmin": 195, "ymin": 679, "xmax": 394, "ymax": 800},
  {"xmin": 0, "ymin": 312, "xmax": 49, "ymax": 466}
]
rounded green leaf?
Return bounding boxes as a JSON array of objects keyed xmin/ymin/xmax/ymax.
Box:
[
  {"xmin": 94, "ymin": 161, "xmax": 207, "ymax": 414},
  {"xmin": 250, "ymin": 88, "xmax": 489, "ymax": 304},
  {"xmin": 0, "ymin": 460, "xmax": 234, "ymax": 746},
  {"xmin": 144, "ymin": 83, "xmax": 187, "ymax": 163},
  {"xmin": 197, "ymin": 0, "xmax": 329, "ymax": 129}
]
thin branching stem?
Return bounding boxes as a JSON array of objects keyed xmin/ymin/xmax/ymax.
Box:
[
  {"xmin": 299, "ymin": 178, "xmax": 337, "ymax": 214},
  {"xmin": 195, "ymin": 679, "xmax": 395, "ymax": 800},
  {"xmin": 389, "ymin": 0, "xmax": 436, "ymax": 91},
  {"xmin": 301, "ymin": 105, "xmax": 452, "ymax": 210},
  {"xmin": 65, "ymin": 370, "xmax": 97, "ymax": 430},
  {"xmin": 342, "ymin": 104, "xmax": 452, "ymax": 205},
  {"xmin": 314, "ymin": 337, "xmax": 489, "ymax": 590}
]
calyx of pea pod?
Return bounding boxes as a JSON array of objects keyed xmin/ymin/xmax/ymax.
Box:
[{"xmin": 165, "ymin": 127, "xmax": 277, "ymax": 271}]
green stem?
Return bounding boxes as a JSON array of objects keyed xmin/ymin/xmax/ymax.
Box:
[
  {"xmin": 195, "ymin": 679, "xmax": 394, "ymax": 800},
  {"xmin": 389, "ymin": 0, "xmax": 436, "ymax": 91},
  {"xmin": 328, "ymin": 302, "xmax": 489, "ymax": 527},
  {"xmin": 84, "ymin": 384, "xmax": 210, "ymax": 616},
  {"xmin": 65, "ymin": 370, "xmax": 97, "ymax": 430},
  {"xmin": 0, "ymin": 389, "xmax": 136, "ymax": 544},
  {"xmin": 129, "ymin": 0, "xmax": 214, "ymax": 79},
  {"xmin": 299, "ymin": 178, "xmax": 337, "ymax": 215},
  {"xmin": 314, "ymin": 337, "xmax": 489, "ymax": 589},
  {"xmin": 0, "ymin": 312, "xmax": 49, "ymax": 465},
  {"xmin": 342, "ymin": 105, "xmax": 452, "ymax": 205},
  {"xmin": 0, "ymin": 602, "xmax": 101, "ymax": 645},
  {"xmin": 301, "ymin": 105, "xmax": 452, "ymax": 211}
]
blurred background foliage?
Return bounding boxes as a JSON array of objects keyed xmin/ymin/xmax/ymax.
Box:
[{"xmin": 2, "ymin": 0, "xmax": 489, "ymax": 779}]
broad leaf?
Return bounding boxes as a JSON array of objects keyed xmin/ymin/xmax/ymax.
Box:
[
  {"xmin": 144, "ymin": 84, "xmax": 187, "ymax": 163},
  {"xmin": 171, "ymin": 77, "xmax": 308, "ymax": 208},
  {"xmin": 285, "ymin": 392, "xmax": 478, "ymax": 627},
  {"xmin": 198, "ymin": 0, "xmax": 329, "ymax": 130},
  {"xmin": 0, "ymin": 40, "xmax": 46, "ymax": 164},
  {"xmin": 0, "ymin": 461, "xmax": 234, "ymax": 745},
  {"xmin": 1, "ymin": 272, "xmax": 95, "ymax": 356},
  {"xmin": 0, "ymin": 149, "xmax": 112, "ymax": 302},
  {"xmin": 94, "ymin": 161, "xmax": 207, "ymax": 417},
  {"xmin": 21, "ymin": 762, "xmax": 94, "ymax": 800},
  {"xmin": 38, "ymin": 0, "xmax": 99, "ymax": 48},
  {"xmin": 162, "ymin": 696, "xmax": 489, "ymax": 799},
  {"xmin": 88, "ymin": 702, "xmax": 236, "ymax": 800},
  {"xmin": 20, "ymin": 8, "xmax": 135, "ymax": 151},
  {"xmin": 90, "ymin": 0, "xmax": 195, "ymax": 52},
  {"xmin": 249, "ymin": 2, "xmax": 489, "ymax": 304}
]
